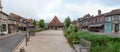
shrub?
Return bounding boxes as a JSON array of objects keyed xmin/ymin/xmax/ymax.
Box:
[{"xmin": 65, "ymin": 31, "xmax": 120, "ymax": 52}]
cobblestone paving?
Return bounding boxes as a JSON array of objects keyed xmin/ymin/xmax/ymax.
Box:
[{"xmin": 17, "ymin": 30, "xmax": 73, "ymax": 52}]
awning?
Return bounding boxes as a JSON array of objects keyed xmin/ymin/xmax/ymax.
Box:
[{"xmin": 89, "ymin": 24, "xmax": 103, "ymax": 27}]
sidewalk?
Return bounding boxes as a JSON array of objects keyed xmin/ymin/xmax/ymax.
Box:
[
  {"xmin": 15, "ymin": 30, "xmax": 73, "ymax": 52},
  {"xmin": 0, "ymin": 32, "xmax": 17, "ymax": 40}
]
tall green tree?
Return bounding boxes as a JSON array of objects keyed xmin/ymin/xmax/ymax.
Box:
[
  {"xmin": 39, "ymin": 19, "xmax": 45, "ymax": 28},
  {"xmin": 64, "ymin": 16, "xmax": 71, "ymax": 29},
  {"xmin": 32, "ymin": 19, "xmax": 37, "ymax": 28}
]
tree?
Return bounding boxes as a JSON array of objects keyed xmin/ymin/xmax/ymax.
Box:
[
  {"xmin": 64, "ymin": 16, "xmax": 71, "ymax": 29},
  {"xmin": 32, "ymin": 19, "xmax": 37, "ymax": 28},
  {"xmin": 68, "ymin": 24, "xmax": 78, "ymax": 32},
  {"xmin": 39, "ymin": 19, "xmax": 45, "ymax": 29}
]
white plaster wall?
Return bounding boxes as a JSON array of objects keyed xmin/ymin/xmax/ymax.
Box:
[{"xmin": 112, "ymin": 24, "xmax": 114, "ymax": 33}]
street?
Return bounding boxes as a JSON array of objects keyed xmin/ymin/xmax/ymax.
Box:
[
  {"xmin": 16, "ymin": 30, "xmax": 73, "ymax": 52},
  {"xmin": 0, "ymin": 33, "xmax": 25, "ymax": 52}
]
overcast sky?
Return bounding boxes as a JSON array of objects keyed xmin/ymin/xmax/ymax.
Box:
[{"xmin": 2, "ymin": 0, "xmax": 120, "ymax": 23}]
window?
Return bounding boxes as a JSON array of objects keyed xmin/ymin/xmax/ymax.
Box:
[
  {"xmin": 93, "ymin": 18, "xmax": 95, "ymax": 24},
  {"xmin": 1, "ymin": 14, "xmax": 3, "ymax": 19},
  {"xmin": 113, "ymin": 15, "xmax": 119, "ymax": 20},
  {"xmin": 97, "ymin": 17, "xmax": 99, "ymax": 23},
  {"xmin": 2, "ymin": 24, "xmax": 6, "ymax": 32},
  {"xmin": 119, "ymin": 15, "xmax": 120, "ymax": 20},
  {"xmin": 3, "ymin": 15, "xmax": 6, "ymax": 20},
  {"xmin": 95, "ymin": 18, "xmax": 97, "ymax": 23},
  {"xmin": 102, "ymin": 16, "xmax": 105, "ymax": 22},
  {"xmin": 105, "ymin": 17, "xmax": 108, "ymax": 22},
  {"xmin": 90, "ymin": 19, "xmax": 93, "ymax": 24},
  {"xmin": 20, "ymin": 19, "xmax": 22, "ymax": 22},
  {"xmin": 108, "ymin": 17, "xmax": 111, "ymax": 22},
  {"xmin": 100, "ymin": 16, "xmax": 103, "ymax": 22}
]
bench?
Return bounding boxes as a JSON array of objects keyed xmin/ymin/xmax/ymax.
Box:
[{"xmin": 73, "ymin": 38, "xmax": 91, "ymax": 52}]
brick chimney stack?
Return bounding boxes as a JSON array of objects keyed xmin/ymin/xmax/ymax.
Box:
[{"xmin": 98, "ymin": 10, "xmax": 101, "ymax": 15}]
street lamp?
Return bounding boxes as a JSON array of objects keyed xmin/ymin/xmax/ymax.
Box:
[
  {"xmin": 26, "ymin": 22, "xmax": 30, "ymax": 42},
  {"xmin": 24, "ymin": 21, "xmax": 30, "ymax": 46}
]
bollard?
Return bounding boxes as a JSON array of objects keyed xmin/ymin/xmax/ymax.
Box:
[
  {"xmin": 25, "ymin": 34, "xmax": 27, "ymax": 46},
  {"xmin": 20, "ymin": 47, "xmax": 25, "ymax": 52}
]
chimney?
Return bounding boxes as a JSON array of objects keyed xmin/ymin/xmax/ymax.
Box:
[{"xmin": 98, "ymin": 10, "xmax": 101, "ymax": 15}]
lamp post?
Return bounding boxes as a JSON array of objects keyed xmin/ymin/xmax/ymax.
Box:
[
  {"xmin": 26, "ymin": 22, "xmax": 30, "ymax": 42},
  {"xmin": 25, "ymin": 21, "xmax": 30, "ymax": 46}
]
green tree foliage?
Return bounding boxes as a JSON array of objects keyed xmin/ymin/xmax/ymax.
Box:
[
  {"xmin": 68, "ymin": 24, "xmax": 78, "ymax": 32},
  {"xmin": 39, "ymin": 19, "xmax": 45, "ymax": 28},
  {"xmin": 64, "ymin": 17, "xmax": 71, "ymax": 29},
  {"xmin": 66, "ymin": 31, "xmax": 120, "ymax": 52},
  {"xmin": 32, "ymin": 19, "xmax": 37, "ymax": 28}
]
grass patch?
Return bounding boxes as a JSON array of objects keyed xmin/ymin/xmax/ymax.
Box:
[{"xmin": 65, "ymin": 31, "xmax": 120, "ymax": 52}]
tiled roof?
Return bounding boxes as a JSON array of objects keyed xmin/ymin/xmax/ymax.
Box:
[
  {"xmin": 48, "ymin": 16, "xmax": 63, "ymax": 26},
  {"xmin": 83, "ymin": 14, "xmax": 90, "ymax": 18},
  {"xmin": 106, "ymin": 9, "xmax": 120, "ymax": 16},
  {"xmin": 10, "ymin": 13, "xmax": 22, "ymax": 19},
  {"xmin": 25, "ymin": 19, "xmax": 33, "ymax": 23},
  {"xmin": 72, "ymin": 20, "xmax": 78, "ymax": 24},
  {"xmin": 0, "ymin": 11, "xmax": 9, "ymax": 16}
]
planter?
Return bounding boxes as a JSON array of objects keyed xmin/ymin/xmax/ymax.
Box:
[{"xmin": 73, "ymin": 38, "xmax": 91, "ymax": 52}]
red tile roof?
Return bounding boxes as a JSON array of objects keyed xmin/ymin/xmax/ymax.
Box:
[
  {"xmin": 10, "ymin": 13, "xmax": 22, "ymax": 19},
  {"xmin": 48, "ymin": 16, "xmax": 63, "ymax": 26},
  {"xmin": 106, "ymin": 9, "xmax": 120, "ymax": 16},
  {"xmin": 72, "ymin": 20, "xmax": 78, "ymax": 24},
  {"xmin": 25, "ymin": 19, "xmax": 33, "ymax": 23}
]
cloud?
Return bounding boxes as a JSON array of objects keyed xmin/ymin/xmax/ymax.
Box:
[
  {"xmin": 2, "ymin": 0, "xmax": 120, "ymax": 23},
  {"xmin": 97, "ymin": 0, "xmax": 120, "ymax": 6},
  {"xmin": 64, "ymin": 2, "xmax": 120, "ymax": 16}
]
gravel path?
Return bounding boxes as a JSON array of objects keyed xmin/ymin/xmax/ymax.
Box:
[{"xmin": 17, "ymin": 30, "xmax": 73, "ymax": 52}]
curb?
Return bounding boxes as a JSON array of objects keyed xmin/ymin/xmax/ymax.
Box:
[
  {"xmin": 12, "ymin": 38, "xmax": 25, "ymax": 52},
  {"xmin": 0, "ymin": 33, "xmax": 17, "ymax": 40}
]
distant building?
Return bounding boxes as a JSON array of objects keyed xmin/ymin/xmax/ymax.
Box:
[
  {"xmin": 77, "ymin": 18, "xmax": 82, "ymax": 30},
  {"xmin": 48, "ymin": 16, "xmax": 63, "ymax": 30},
  {"xmin": 10, "ymin": 13, "xmax": 23, "ymax": 31},
  {"xmin": 8, "ymin": 13, "xmax": 18, "ymax": 33},
  {"xmin": 78, "ymin": 14, "xmax": 91, "ymax": 31},
  {"xmin": 25, "ymin": 18, "xmax": 34, "ymax": 31},
  {"xmin": 0, "ymin": 11, "xmax": 9, "ymax": 34},
  {"xmin": 89, "ymin": 10, "xmax": 105, "ymax": 32},
  {"xmin": 72, "ymin": 20, "xmax": 79, "ymax": 27},
  {"xmin": 10, "ymin": 13, "xmax": 28, "ymax": 31},
  {"xmin": 104, "ymin": 9, "xmax": 120, "ymax": 34}
]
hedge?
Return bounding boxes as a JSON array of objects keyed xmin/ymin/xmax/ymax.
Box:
[{"xmin": 65, "ymin": 31, "xmax": 120, "ymax": 52}]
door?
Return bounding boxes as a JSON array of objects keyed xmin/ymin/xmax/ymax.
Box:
[
  {"xmin": 8, "ymin": 24, "xmax": 11, "ymax": 34},
  {"xmin": 55, "ymin": 26, "xmax": 57, "ymax": 30},
  {"xmin": 115, "ymin": 24, "xmax": 119, "ymax": 32},
  {"xmin": 105, "ymin": 23, "xmax": 112, "ymax": 34}
]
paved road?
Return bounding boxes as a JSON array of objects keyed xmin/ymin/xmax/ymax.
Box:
[
  {"xmin": 17, "ymin": 30, "xmax": 73, "ymax": 52},
  {"xmin": 0, "ymin": 33, "xmax": 26, "ymax": 52}
]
